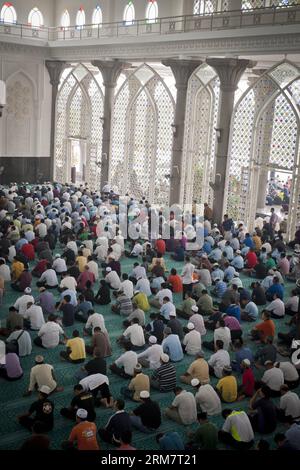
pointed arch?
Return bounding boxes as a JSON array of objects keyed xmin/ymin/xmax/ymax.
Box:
[
  {"xmin": 110, "ymin": 63, "xmax": 175, "ymax": 203},
  {"xmin": 146, "ymin": 0, "xmax": 158, "ymax": 23},
  {"xmin": 0, "ymin": 2, "xmax": 17, "ymax": 23},
  {"xmin": 61, "ymin": 9, "xmax": 70, "ymax": 28},
  {"xmin": 28, "ymin": 7, "xmax": 43, "ymax": 28},
  {"xmin": 124, "ymin": 1, "xmax": 135, "ymax": 25}
]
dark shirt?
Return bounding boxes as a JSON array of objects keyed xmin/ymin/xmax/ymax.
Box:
[
  {"xmin": 151, "ymin": 363, "xmax": 177, "ymax": 392},
  {"xmin": 95, "ymin": 285, "xmax": 111, "ymax": 305},
  {"xmin": 252, "ymin": 286, "xmax": 266, "ymax": 305},
  {"xmin": 71, "ymin": 391, "xmax": 96, "ymax": 421},
  {"xmin": 254, "ymin": 263, "xmax": 268, "ymax": 279},
  {"xmin": 20, "ymin": 435, "xmax": 50, "ymax": 450},
  {"xmin": 254, "ymin": 344, "xmax": 277, "ymax": 364},
  {"xmin": 105, "ymin": 411, "xmax": 132, "ymax": 440},
  {"xmin": 29, "ymin": 398, "xmax": 54, "ymax": 431},
  {"xmin": 85, "ymin": 357, "xmax": 107, "ymax": 376},
  {"xmin": 145, "ymin": 318, "xmax": 165, "ymax": 344},
  {"xmin": 61, "ymin": 303, "xmax": 75, "ymax": 327},
  {"xmin": 167, "ymin": 318, "xmax": 184, "ymax": 340},
  {"xmin": 252, "ymin": 397, "xmax": 277, "ymax": 434},
  {"xmin": 133, "ymin": 399, "xmax": 161, "ymax": 429}
]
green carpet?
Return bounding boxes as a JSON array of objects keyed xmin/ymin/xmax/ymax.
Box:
[{"xmin": 0, "ymin": 253, "xmax": 297, "ymax": 450}]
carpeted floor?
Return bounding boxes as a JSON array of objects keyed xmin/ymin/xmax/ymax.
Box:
[{"xmin": 0, "ymin": 252, "xmax": 297, "ymax": 450}]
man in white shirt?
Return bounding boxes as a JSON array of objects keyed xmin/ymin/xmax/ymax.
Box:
[
  {"xmin": 150, "ymin": 284, "xmax": 173, "ymax": 309},
  {"xmin": 261, "ymin": 361, "xmax": 284, "ymax": 396},
  {"xmin": 126, "ymin": 240, "xmax": 143, "ymax": 258},
  {"xmin": 138, "ymin": 336, "xmax": 163, "ymax": 370},
  {"xmin": 219, "ymin": 409, "xmax": 254, "ymax": 449},
  {"xmin": 266, "ymin": 294, "xmax": 285, "ymax": 319},
  {"xmin": 165, "ymin": 387, "xmax": 197, "ymax": 425},
  {"xmin": 6, "ymin": 327, "xmax": 32, "ymax": 357},
  {"xmin": 279, "ymin": 385, "xmax": 300, "ymax": 421},
  {"xmin": 111, "ymin": 241, "xmax": 122, "ymax": 261},
  {"xmin": 24, "ymin": 302, "xmax": 45, "ymax": 331},
  {"xmin": 189, "ymin": 306, "xmax": 206, "ymax": 336},
  {"xmin": 34, "ymin": 315, "xmax": 66, "ymax": 349},
  {"xmin": 59, "ymin": 273, "xmax": 77, "ymax": 291},
  {"xmin": 87, "ymin": 257, "xmax": 99, "ymax": 281},
  {"xmin": 14, "ymin": 288, "xmax": 35, "ymax": 316},
  {"xmin": 52, "ymin": 254, "xmax": 67, "ymax": 274},
  {"xmin": 120, "ymin": 318, "xmax": 145, "ymax": 350},
  {"xmin": 23, "ymin": 355, "xmax": 61, "ymax": 396},
  {"xmin": 120, "ymin": 274, "xmax": 134, "ymax": 299},
  {"xmin": 136, "ymin": 277, "xmax": 152, "ymax": 297},
  {"xmin": 191, "ymin": 379, "xmax": 222, "ymax": 416},
  {"xmin": 275, "ymin": 361, "xmax": 300, "ymax": 389},
  {"xmin": 110, "ymin": 343, "xmax": 138, "ymax": 378},
  {"xmin": 35, "ymin": 221, "xmax": 47, "ymax": 239},
  {"xmin": 67, "ymin": 239, "xmax": 78, "ymax": 256},
  {"xmin": 84, "ymin": 311, "xmax": 107, "ymax": 335},
  {"xmin": 181, "ymin": 256, "xmax": 195, "ymax": 300},
  {"xmin": 37, "ymin": 265, "xmax": 58, "ymax": 288},
  {"xmin": 94, "ymin": 244, "xmax": 108, "ymax": 261},
  {"xmin": 160, "ymin": 298, "xmax": 176, "ymax": 321},
  {"xmin": 131, "ymin": 263, "xmax": 147, "ymax": 281},
  {"xmin": 208, "ymin": 340, "xmax": 231, "ymax": 378},
  {"xmin": 0, "ymin": 259, "xmax": 11, "ymax": 281},
  {"xmin": 105, "ymin": 267, "xmax": 121, "ymax": 290},
  {"xmin": 79, "ymin": 373, "xmax": 112, "ymax": 407},
  {"xmin": 183, "ymin": 323, "xmax": 202, "ymax": 356}
]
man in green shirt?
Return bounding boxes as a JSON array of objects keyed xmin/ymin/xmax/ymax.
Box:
[
  {"xmin": 265, "ymin": 254, "xmax": 276, "ymax": 271},
  {"xmin": 176, "ymin": 292, "xmax": 196, "ymax": 319},
  {"xmin": 186, "ymin": 412, "xmax": 218, "ymax": 450}
]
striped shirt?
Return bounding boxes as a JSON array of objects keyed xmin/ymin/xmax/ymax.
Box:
[
  {"xmin": 118, "ymin": 295, "xmax": 133, "ymax": 316},
  {"xmin": 151, "ymin": 362, "xmax": 177, "ymax": 392}
]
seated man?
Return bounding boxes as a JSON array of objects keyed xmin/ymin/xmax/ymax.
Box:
[
  {"xmin": 62, "ymin": 408, "xmax": 99, "ymax": 451},
  {"xmin": 248, "ymin": 386, "xmax": 277, "ymax": 434},
  {"xmin": 218, "ymin": 409, "xmax": 254, "ymax": 450},
  {"xmin": 109, "ymin": 343, "xmax": 138, "ymax": 379},
  {"xmin": 60, "ymin": 384, "xmax": 96, "ymax": 422},
  {"xmin": 150, "ymin": 353, "xmax": 177, "ymax": 392},
  {"xmin": 98, "ymin": 399, "xmax": 132, "ymax": 446},
  {"xmin": 250, "ymin": 311, "xmax": 275, "ymax": 343},
  {"xmin": 130, "ymin": 391, "xmax": 161, "ymax": 433},
  {"xmin": 18, "ymin": 385, "xmax": 54, "ymax": 433},
  {"xmin": 121, "ymin": 364, "xmax": 150, "ymax": 402},
  {"xmin": 60, "ymin": 330, "xmax": 86, "ymax": 364},
  {"xmin": 164, "ymin": 387, "xmax": 197, "ymax": 426},
  {"xmin": 216, "ymin": 366, "xmax": 237, "ymax": 403}
]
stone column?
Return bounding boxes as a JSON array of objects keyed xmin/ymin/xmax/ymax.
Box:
[
  {"xmin": 45, "ymin": 60, "xmax": 67, "ymax": 180},
  {"xmin": 162, "ymin": 59, "xmax": 202, "ymax": 206},
  {"xmin": 92, "ymin": 60, "xmax": 130, "ymax": 190},
  {"xmin": 206, "ymin": 58, "xmax": 255, "ymax": 224}
]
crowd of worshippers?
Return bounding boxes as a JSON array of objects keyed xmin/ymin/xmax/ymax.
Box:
[{"xmin": 0, "ymin": 183, "xmax": 299, "ymax": 451}]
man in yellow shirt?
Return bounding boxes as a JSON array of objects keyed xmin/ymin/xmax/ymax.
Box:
[
  {"xmin": 121, "ymin": 364, "xmax": 150, "ymax": 401},
  {"xmin": 11, "ymin": 257, "xmax": 25, "ymax": 281},
  {"xmin": 60, "ymin": 330, "xmax": 86, "ymax": 363},
  {"xmin": 180, "ymin": 352, "xmax": 210, "ymax": 385},
  {"xmin": 133, "ymin": 290, "xmax": 150, "ymax": 312},
  {"xmin": 216, "ymin": 366, "xmax": 237, "ymax": 403},
  {"xmin": 76, "ymin": 250, "xmax": 88, "ymax": 273}
]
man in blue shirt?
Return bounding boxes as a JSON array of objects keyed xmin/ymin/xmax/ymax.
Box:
[
  {"xmin": 162, "ymin": 327, "xmax": 183, "ymax": 362},
  {"xmin": 225, "ymin": 303, "xmax": 241, "ymax": 321},
  {"xmin": 231, "ymin": 338, "xmax": 254, "ymax": 373},
  {"xmin": 244, "ymin": 233, "xmax": 254, "ymax": 249},
  {"xmin": 266, "ymin": 276, "xmax": 284, "ymax": 301},
  {"xmin": 156, "ymin": 432, "xmax": 185, "ymax": 450}
]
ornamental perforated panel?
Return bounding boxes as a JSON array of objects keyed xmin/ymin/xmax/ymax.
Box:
[
  {"xmin": 269, "ymin": 93, "xmax": 297, "ymax": 169},
  {"xmin": 193, "ymin": 0, "xmax": 217, "ymax": 14},
  {"xmin": 110, "ymin": 64, "xmax": 174, "ymax": 204},
  {"xmin": 181, "ymin": 67, "xmax": 219, "ymax": 207},
  {"xmin": 226, "ymin": 62, "xmax": 300, "ymax": 237},
  {"xmin": 241, "ymin": 0, "xmax": 265, "ymax": 9},
  {"xmin": 54, "ymin": 64, "xmax": 104, "ymax": 188}
]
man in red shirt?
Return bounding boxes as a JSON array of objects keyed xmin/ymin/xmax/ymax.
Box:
[
  {"xmin": 237, "ymin": 359, "xmax": 255, "ymax": 400},
  {"xmin": 63, "ymin": 408, "xmax": 99, "ymax": 450},
  {"xmin": 245, "ymin": 248, "xmax": 257, "ymax": 269},
  {"xmin": 21, "ymin": 243, "xmax": 35, "ymax": 261},
  {"xmin": 77, "ymin": 266, "xmax": 95, "ymax": 292},
  {"xmin": 155, "ymin": 238, "xmax": 166, "ymax": 256}
]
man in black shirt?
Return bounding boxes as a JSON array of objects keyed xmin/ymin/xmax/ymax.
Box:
[
  {"xmin": 18, "ymin": 385, "xmax": 54, "ymax": 432},
  {"xmin": 167, "ymin": 312, "xmax": 184, "ymax": 341},
  {"xmin": 249, "ymin": 385, "xmax": 277, "ymax": 434},
  {"xmin": 60, "ymin": 384, "xmax": 96, "ymax": 422},
  {"xmin": 75, "ymin": 347, "xmax": 107, "ymax": 381},
  {"xmin": 98, "ymin": 399, "xmax": 132, "ymax": 445},
  {"xmin": 251, "ymin": 282, "xmax": 267, "ymax": 306},
  {"xmin": 59, "ymin": 295, "xmax": 75, "ymax": 327},
  {"xmin": 20, "ymin": 421, "xmax": 51, "ymax": 450},
  {"xmin": 130, "ymin": 391, "xmax": 161, "ymax": 433}
]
